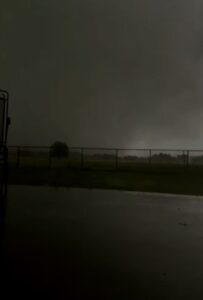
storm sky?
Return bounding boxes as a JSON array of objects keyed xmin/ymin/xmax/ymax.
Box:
[{"xmin": 0, "ymin": 0, "xmax": 203, "ymax": 148}]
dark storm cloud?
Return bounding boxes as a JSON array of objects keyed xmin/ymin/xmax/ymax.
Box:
[{"xmin": 0, "ymin": 0, "xmax": 203, "ymax": 148}]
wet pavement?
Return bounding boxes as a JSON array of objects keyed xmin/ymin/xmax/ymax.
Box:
[{"xmin": 2, "ymin": 185, "xmax": 203, "ymax": 299}]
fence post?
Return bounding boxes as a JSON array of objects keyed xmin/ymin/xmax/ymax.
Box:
[
  {"xmin": 81, "ymin": 148, "xmax": 84, "ymax": 169},
  {"xmin": 49, "ymin": 148, "xmax": 52, "ymax": 168},
  {"xmin": 187, "ymin": 150, "xmax": 190, "ymax": 167},
  {"xmin": 149, "ymin": 149, "xmax": 152, "ymax": 165},
  {"xmin": 17, "ymin": 147, "xmax": 21, "ymax": 168},
  {"xmin": 115, "ymin": 149, "xmax": 119, "ymax": 170},
  {"xmin": 182, "ymin": 150, "xmax": 185, "ymax": 167}
]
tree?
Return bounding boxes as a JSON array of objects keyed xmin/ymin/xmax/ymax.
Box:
[{"xmin": 50, "ymin": 141, "xmax": 69, "ymax": 158}]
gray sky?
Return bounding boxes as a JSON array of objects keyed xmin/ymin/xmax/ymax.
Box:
[{"xmin": 0, "ymin": 0, "xmax": 203, "ymax": 148}]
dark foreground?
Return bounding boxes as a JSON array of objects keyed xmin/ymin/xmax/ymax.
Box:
[
  {"xmin": 1, "ymin": 186, "xmax": 203, "ymax": 299},
  {"xmin": 8, "ymin": 166, "xmax": 203, "ymax": 195}
]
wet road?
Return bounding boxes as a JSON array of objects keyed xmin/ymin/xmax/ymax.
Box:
[{"xmin": 2, "ymin": 186, "xmax": 203, "ymax": 299}]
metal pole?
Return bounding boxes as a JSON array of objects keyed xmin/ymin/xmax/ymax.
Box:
[
  {"xmin": 0, "ymin": 89, "xmax": 9, "ymax": 256},
  {"xmin": 187, "ymin": 150, "xmax": 190, "ymax": 167},
  {"xmin": 49, "ymin": 148, "xmax": 52, "ymax": 168},
  {"xmin": 115, "ymin": 149, "xmax": 119, "ymax": 170},
  {"xmin": 182, "ymin": 150, "xmax": 185, "ymax": 167},
  {"xmin": 149, "ymin": 149, "xmax": 152, "ymax": 165},
  {"xmin": 17, "ymin": 147, "xmax": 21, "ymax": 168},
  {"xmin": 81, "ymin": 148, "xmax": 84, "ymax": 169}
]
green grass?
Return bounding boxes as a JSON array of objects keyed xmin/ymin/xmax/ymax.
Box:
[{"xmin": 7, "ymin": 165, "xmax": 203, "ymax": 196}]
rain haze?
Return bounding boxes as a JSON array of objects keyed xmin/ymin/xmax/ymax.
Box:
[
  {"xmin": 0, "ymin": 0, "xmax": 203, "ymax": 148},
  {"xmin": 3, "ymin": 3, "xmax": 203, "ymax": 298}
]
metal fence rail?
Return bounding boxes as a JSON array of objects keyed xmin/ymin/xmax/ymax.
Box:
[{"xmin": 7, "ymin": 146, "xmax": 203, "ymax": 170}]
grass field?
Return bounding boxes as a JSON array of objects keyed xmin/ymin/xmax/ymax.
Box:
[
  {"xmin": 6, "ymin": 145, "xmax": 203, "ymax": 196},
  {"xmin": 7, "ymin": 164, "xmax": 203, "ymax": 196}
]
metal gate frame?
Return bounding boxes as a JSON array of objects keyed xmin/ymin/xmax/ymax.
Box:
[{"xmin": 0, "ymin": 89, "xmax": 10, "ymax": 231}]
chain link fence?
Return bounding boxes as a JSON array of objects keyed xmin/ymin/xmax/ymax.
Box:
[{"xmin": 7, "ymin": 146, "xmax": 203, "ymax": 170}]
